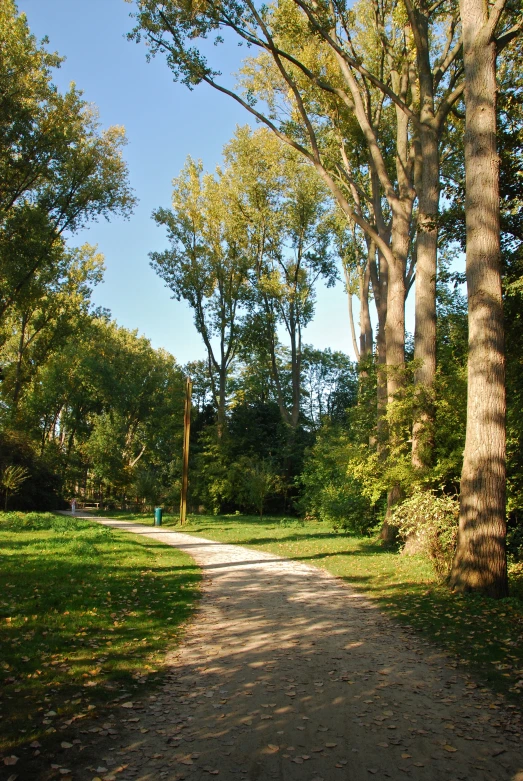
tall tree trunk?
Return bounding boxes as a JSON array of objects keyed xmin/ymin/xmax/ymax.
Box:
[
  {"xmin": 217, "ymin": 367, "xmax": 227, "ymax": 439},
  {"xmin": 405, "ymin": 0, "xmax": 444, "ymax": 474},
  {"xmin": 289, "ymin": 315, "xmax": 301, "ymax": 429},
  {"xmin": 412, "ymin": 123, "xmax": 439, "ymax": 471},
  {"xmin": 449, "ymin": 0, "xmax": 508, "ymax": 597},
  {"xmin": 381, "ymin": 203, "xmax": 410, "ymax": 543},
  {"xmin": 360, "ymin": 249, "xmax": 374, "ymax": 358},
  {"xmin": 345, "ymin": 263, "xmax": 361, "ymax": 361},
  {"xmin": 370, "ymin": 248, "xmax": 388, "ymax": 451}
]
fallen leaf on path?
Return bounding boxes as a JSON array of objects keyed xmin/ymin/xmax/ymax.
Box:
[
  {"xmin": 3, "ymin": 758, "xmax": 18, "ymax": 766},
  {"xmin": 61, "ymin": 742, "xmax": 73, "ymax": 749},
  {"xmin": 443, "ymin": 745, "xmax": 457, "ymax": 753}
]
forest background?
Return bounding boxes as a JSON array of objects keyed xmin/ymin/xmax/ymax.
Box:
[{"xmin": 0, "ymin": 0, "xmax": 522, "ymax": 599}]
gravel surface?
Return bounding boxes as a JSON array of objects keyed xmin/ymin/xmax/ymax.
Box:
[{"xmin": 30, "ymin": 518, "xmax": 523, "ymax": 781}]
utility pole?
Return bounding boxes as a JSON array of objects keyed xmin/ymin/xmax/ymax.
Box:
[{"xmin": 180, "ymin": 376, "xmax": 192, "ymax": 525}]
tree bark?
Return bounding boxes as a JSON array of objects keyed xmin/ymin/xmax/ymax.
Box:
[
  {"xmin": 345, "ymin": 264, "xmax": 361, "ymax": 362},
  {"xmin": 412, "ymin": 121, "xmax": 438, "ymax": 472},
  {"xmin": 449, "ymin": 0, "xmax": 508, "ymax": 597},
  {"xmin": 360, "ymin": 243, "xmax": 374, "ymax": 358},
  {"xmin": 408, "ymin": 1, "xmax": 440, "ymax": 472}
]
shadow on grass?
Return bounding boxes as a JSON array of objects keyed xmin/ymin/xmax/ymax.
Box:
[{"xmin": 0, "ymin": 521, "xmax": 201, "ymax": 753}]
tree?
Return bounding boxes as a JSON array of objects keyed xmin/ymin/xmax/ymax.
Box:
[
  {"xmin": 129, "ymin": 0, "xmax": 465, "ymax": 541},
  {"xmin": 225, "ymin": 127, "xmax": 337, "ymax": 430},
  {"xmin": 151, "ymin": 158, "xmax": 251, "ymax": 436},
  {"xmin": 449, "ymin": 0, "xmax": 522, "ymax": 598},
  {"xmin": 0, "ymin": 1, "xmax": 134, "ymax": 332},
  {"xmin": 233, "ymin": 456, "xmax": 281, "ymax": 519},
  {"xmin": 0, "ymin": 464, "xmax": 29, "ymax": 510},
  {"xmin": 0, "ymin": 244, "xmax": 104, "ymax": 416}
]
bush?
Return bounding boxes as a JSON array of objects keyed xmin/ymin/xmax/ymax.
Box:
[
  {"xmin": 0, "ymin": 431, "xmax": 67, "ymax": 511},
  {"xmin": 392, "ymin": 490, "xmax": 459, "ymax": 579},
  {"xmin": 0, "ymin": 511, "xmax": 56, "ymax": 530},
  {"xmin": 299, "ymin": 425, "xmax": 376, "ymax": 533}
]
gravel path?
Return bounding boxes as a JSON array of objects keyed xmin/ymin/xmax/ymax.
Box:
[{"xmin": 70, "ymin": 519, "xmax": 522, "ymax": 781}]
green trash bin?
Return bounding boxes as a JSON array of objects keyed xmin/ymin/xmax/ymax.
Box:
[{"xmin": 154, "ymin": 507, "xmax": 163, "ymax": 526}]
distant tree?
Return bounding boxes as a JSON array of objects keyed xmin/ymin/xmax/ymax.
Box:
[
  {"xmin": 225, "ymin": 128, "xmax": 337, "ymax": 430},
  {"xmin": 151, "ymin": 159, "xmax": 251, "ymax": 436},
  {"xmin": 0, "ymin": 464, "xmax": 29, "ymax": 510}
]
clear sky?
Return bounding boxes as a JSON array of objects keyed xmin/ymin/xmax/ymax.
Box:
[{"xmin": 19, "ymin": 0, "xmax": 383, "ymax": 366}]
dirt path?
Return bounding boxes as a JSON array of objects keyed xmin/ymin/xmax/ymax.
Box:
[{"xmin": 52, "ymin": 519, "xmax": 523, "ymax": 780}]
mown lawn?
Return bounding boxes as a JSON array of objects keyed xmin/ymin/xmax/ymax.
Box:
[
  {"xmin": 99, "ymin": 510, "xmax": 523, "ymax": 703},
  {"xmin": 0, "ymin": 512, "xmax": 200, "ymax": 755}
]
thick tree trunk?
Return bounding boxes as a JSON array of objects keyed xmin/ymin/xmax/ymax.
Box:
[{"xmin": 449, "ymin": 1, "xmax": 508, "ymax": 597}]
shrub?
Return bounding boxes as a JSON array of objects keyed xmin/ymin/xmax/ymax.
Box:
[
  {"xmin": 299, "ymin": 425, "xmax": 376, "ymax": 533},
  {"xmin": 0, "ymin": 511, "xmax": 56, "ymax": 530},
  {"xmin": 392, "ymin": 490, "xmax": 459, "ymax": 579}
]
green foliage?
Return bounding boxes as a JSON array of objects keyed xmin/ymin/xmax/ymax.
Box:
[
  {"xmin": 393, "ymin": 491, "xmax": 460, "ymax": 579},
  {"xmin": 0, "ymin": 430, "xmax": 65, "ymax": 510},
  {"xmin": 0, "ymin": 464, "xmax": 29, "ymax": 509},
  {"xmin": 0, "ymin": 1, "xmax": 134, "ymax": 334},
  {"xmin": 231, "ymin": 456, "xmax": 282, "ymax": 519},
  {"xmin": 300, "ymin": 424, "xmax": 376, "ymax": 533}
]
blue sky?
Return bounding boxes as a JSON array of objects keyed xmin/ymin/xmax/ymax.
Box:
[{"xmin": 19, "ymin": 0, "xmax": 377, "ymax": 365}]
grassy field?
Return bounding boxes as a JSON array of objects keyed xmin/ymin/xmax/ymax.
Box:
[
  {"xmin": 0, "ymin": 512, "xmax": 200, "ymax": 755},
  {"xmin": 98, "ymin": 510, "xmax": 523, "ymax": 703}
]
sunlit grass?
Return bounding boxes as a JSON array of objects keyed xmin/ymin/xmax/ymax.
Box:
[
  {"xmin": 100, "ymin": 510, "xmax": 523, "ymax": 702},
  {"xmin": 0, "ymin": 512, "xmax": 200, "ymax": 753}
]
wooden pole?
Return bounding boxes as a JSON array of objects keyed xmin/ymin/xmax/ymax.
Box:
[{"xmin": 180, "ymin": 376, "xmax": 192, "ymax": 525}]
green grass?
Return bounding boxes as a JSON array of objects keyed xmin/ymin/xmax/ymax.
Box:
[
  {"xmin": 0, "ymin": 512, "xmax": 201, "ymax": 754},
  {"xmin": 98, "ymin": 510, "xmax": 523, "ymax": 702}
]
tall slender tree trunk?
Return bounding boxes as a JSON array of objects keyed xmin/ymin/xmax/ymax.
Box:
[
  {"xmin": 381, "ymin": 202, "xmax": 411, "ymax": 543},
  {"xmin": 412, "ymin": 123, "xmax": 439, "ymax": 471},
  {"xmin": 449, "ymin": 0, "xmax": 508, "ymax": 597},
  {"xmin": 406, "ymin": 1, "xmax": 441, "ymax": 474},
  {"xmin": 360, "ymin": 243, "xmax": 374, "ymax": 358},
  {"xmin": 217, "ymin": 367, "xmax": 227, "ymax": 439},
  {"xmin": 370, "ymin": 249, "xmax": 388, "ymax": 451}
]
